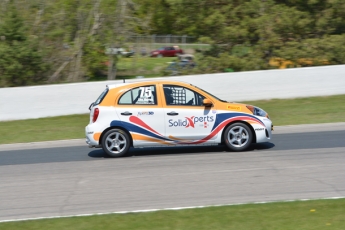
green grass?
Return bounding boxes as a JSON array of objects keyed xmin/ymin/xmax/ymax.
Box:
[
  {"xmin": 1, "ymin": 94, "xmax": 345, "ymax": 145},
  {"xmin": 127, "ymin": 43, "xmax": 211, "ymax": 50},
  {"xmin": 1, "ymin": 198, "xmax": 344, "ymax": 229},
  {"xmin": 243, "ymin": 94, "xmax": 345, "ymax": 125},
  {"xmin": 87, "ymin": 56, "xmax": 178, "ymax": 81},
  {"xmin": 0, "ymin": 114, "xmax": 88, "ymax": 144},
  {"xmin": 116, "ymin": 56, "xmax": 176, "ymax": 78},
  {"xmin": 93, "ymin": 44, "xmax": 207, "ymax": 80}
]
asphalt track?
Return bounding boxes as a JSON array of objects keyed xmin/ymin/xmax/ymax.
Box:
[{"xmin": 1, "ymin": 123, "xmax": 345, "ymax": 222}]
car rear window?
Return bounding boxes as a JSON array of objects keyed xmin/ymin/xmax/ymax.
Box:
[
  {"xmin": 94, "ymin": 88, "xmax": 109, "ymax": 105},
  {"xmin": 118, "ymin": 85, "xmax": 157, "ymax": 105}
]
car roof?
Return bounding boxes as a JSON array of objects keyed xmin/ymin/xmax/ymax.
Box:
[{"xmin": 107, "ymin": 80, "xmax": 192, "ymax": 90}]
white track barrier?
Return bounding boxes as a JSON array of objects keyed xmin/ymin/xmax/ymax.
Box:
[{"xmin": 1, "ymin": 65, "xmax": 345, "ymax": 121}]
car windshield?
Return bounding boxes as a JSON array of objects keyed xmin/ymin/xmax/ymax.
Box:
[
  {"xmin": 193, "ymin": 85, "xmax": 227, "ymax": 102},
  {"xmin": 158, "ymin": 47, "xmax": 164, "ymax": 50}
]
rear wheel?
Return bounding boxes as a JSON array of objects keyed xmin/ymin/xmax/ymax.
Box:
[
  {"xmin": 101, "ymin": 129, "xmax": 130, "ymax": 157},
  {"xmin": 223, "ymin": 123, "xmax": 252, "ymax": 151}
]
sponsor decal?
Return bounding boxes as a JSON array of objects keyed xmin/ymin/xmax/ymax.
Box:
[
  {"xmin": 138, "ymin": 111, "xmax": 154, "ymax": 116},
  {"xmin": 255, "ymin": 128, "xmax": 264, "ymax": 131},
  {"xmin": 185, "ymin": 116, "xmax": 195, "ymax": 128},
  {"xmin": 227, "ymin": 105, "xmax": 241, "ymax": 111},
  {"xmin": 169, "ymin": 115, "xmax": 214, "ymax": 128},
  {"xmin": 87, "ymin": 131, "xmax": 94, "ymax": 134}
]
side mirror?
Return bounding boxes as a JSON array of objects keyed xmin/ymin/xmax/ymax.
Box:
[{"xmin": 203, "ymin": 98, "xmax": 213, "ymax": 107}]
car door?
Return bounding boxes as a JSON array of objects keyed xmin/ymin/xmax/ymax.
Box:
[
  {"xmin": 116, "ymin": 84, "xmax": 166, "ymax": 147},
  {"xmin": 166, "ymin": 47, "xmax": 175, "ymax": 57},
  {"xmin": 164, "ymin": 47, "xmax": 171, "ymax": 57},
  {"xmin": 162, "ymin": 84, "xmax": 218, "ymax": 145},
  {"xmin": 168, "ymin": 47, "xmax": 176, "ymax": 57}
]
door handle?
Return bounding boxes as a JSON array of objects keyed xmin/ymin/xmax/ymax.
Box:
[
  {"xmin": 167, "ymin": 112, "xmax": 178, "ymax": 116},
  {"xmin": 121, "ymin": 111, "xmax": 132, "ymax": 116}
]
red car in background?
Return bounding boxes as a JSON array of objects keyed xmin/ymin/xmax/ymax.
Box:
[{"xmin": 150, "ymin": 46, "xmax": 184, "ymax": 57}]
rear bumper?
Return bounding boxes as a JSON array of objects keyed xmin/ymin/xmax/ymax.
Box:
[
  {"xmin": 85, "ymin": 124, "xmax": 100, "ymax": 147},
  {"xmin": 85, "ymin": 136, "xmax": 101, "ymax": 148}
]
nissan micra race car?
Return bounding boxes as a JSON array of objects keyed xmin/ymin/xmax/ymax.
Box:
[{"xmin": 86, "ymin": 80, "xmax": 273, "ymax": 157}]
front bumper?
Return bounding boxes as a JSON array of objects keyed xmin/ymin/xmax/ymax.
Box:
[{"xmin": 254, "ymin": 118, "xmax": 273, "ymax": 143}]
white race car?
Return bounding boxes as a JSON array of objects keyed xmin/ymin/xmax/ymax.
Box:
[{"xmin": 86, "ymin": 80, "xmax": 273, "ymax": 157}]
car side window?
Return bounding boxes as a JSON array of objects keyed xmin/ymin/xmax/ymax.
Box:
[
  {"xmin": 118, "ymin": 85, "xmax": 157, "ymax": 105},
  {"xmin": 163, "ymin": 85, "xmax": 205, "ymax": 106}
]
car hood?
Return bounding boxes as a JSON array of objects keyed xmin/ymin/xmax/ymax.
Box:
[{"xmin": 219, "ymin": 102, "xmax": 253, "ymax": 114}]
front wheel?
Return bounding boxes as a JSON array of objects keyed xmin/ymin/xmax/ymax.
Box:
[
  {"xmin": 101, "ymin": 129, "xmax": 130, "ymax": 157},
  {"xmin": 223, "ymin": 123, "xmax": 253, "ymax": 151}
]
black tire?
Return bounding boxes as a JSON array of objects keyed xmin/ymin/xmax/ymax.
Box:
[
  {"xmin": 223, "ymin": 122, "xmax": 253, "ymax": 151},
  {"xmin": 101, "ymin": 129, "xmax": 130, "ymax": 157}
]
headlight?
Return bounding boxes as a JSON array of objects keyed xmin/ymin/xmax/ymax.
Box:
[{"xmin": 246, "ymin": 105, "xmax": 269, "ymax": 118}]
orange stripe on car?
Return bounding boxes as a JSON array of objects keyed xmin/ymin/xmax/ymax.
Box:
[{"xmin": 131, "ymin": 133, "xmax": 173, "ymax": 145}]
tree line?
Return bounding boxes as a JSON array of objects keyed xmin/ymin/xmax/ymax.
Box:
[{"xmin": 1, "ymin": 0, "xmax": 345, "ymax": 87}]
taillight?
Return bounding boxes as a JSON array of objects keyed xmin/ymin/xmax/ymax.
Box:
[{"xmin": 92, "ymin": 108, "xmax": 99, "ymax": 123}]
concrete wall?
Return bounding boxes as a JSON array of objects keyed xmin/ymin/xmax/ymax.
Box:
[{"xmin": 1, "ymin": 64, "xmax": 345, "ymax": 121}]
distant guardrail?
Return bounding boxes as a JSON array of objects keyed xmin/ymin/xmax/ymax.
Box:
[{"xmin": 1, "ymin": 65, "xmax": 345, "ymax": 121}]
